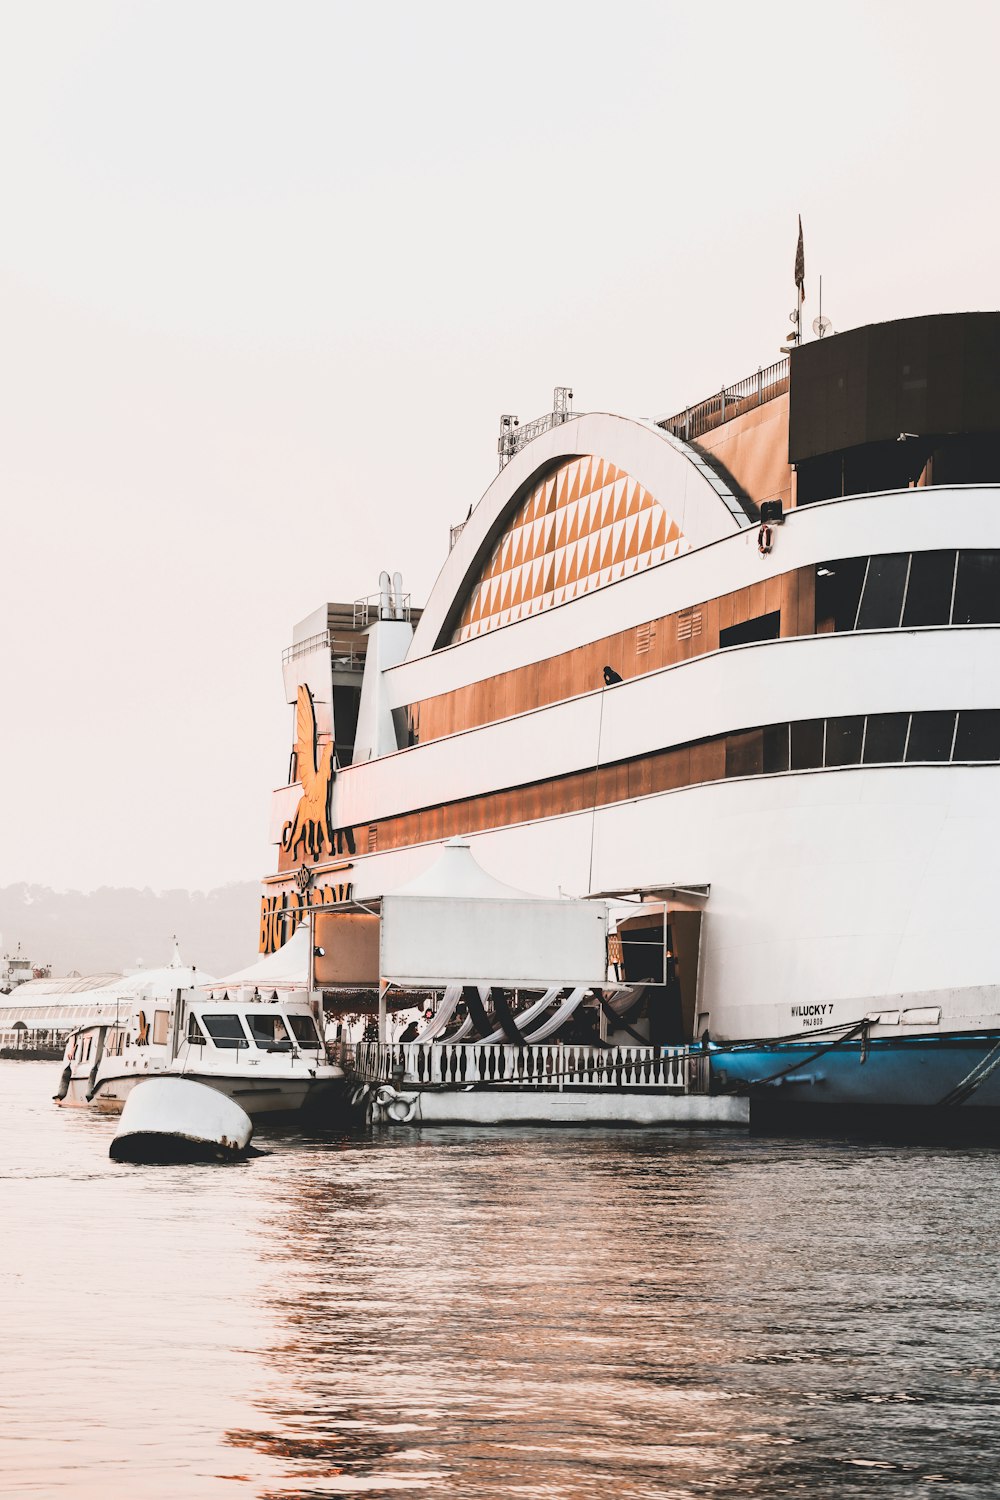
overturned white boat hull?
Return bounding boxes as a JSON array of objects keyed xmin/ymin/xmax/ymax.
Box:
[{"xmin": 109, "ymin": 1077, "xmax": 253, "ymax": 1162}]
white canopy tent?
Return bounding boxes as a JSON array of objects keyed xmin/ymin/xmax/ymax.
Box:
[
  {"xmin": 379, "ymin": 839, "xmax": 609, "ymax": 990},
  {"xmin": 218, "ymin": 841, "xmax": 612, "ymax": 1042},
  {"xmin": 207, "ymin": 918, "xmax": 313, "ymax": 999}
]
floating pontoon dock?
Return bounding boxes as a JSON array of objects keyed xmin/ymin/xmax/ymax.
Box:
[{"xmin": 354, "ymin": 1039, "xmax": 749, "ymax": 1127}]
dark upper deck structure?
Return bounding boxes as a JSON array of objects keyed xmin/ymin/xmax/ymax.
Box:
[
  {"xmin": 659, "ymin": 311, "xmax": 1000, "ymax": 512},
  {"xmin": 790, "ymin": 311, "xmax": 1000, "ymax": 502}
]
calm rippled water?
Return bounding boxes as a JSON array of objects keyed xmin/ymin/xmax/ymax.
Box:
[{"xmin": 2, "ymin": 1060, "xmax": 1000, "ymax": 1498}]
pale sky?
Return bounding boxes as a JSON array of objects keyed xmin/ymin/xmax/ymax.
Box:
[{"xmin": 1, "ymin": 0, "xmax": 997, "ymax": 893}]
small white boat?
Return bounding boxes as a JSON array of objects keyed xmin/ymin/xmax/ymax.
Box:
[
  {"xmin": 109, "ymin": 1077, "xmax": 254, "ymax": 1162},
  {"xmin": 55, "ymin": 986, "xmax": 345, "ymax": 1119}
]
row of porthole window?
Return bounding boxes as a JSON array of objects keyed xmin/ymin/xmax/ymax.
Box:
[
  {"xmin": 725, "ymin": 710, "xmax": 1000, "ymax": 779},
  {"xmin": 816, "ymin": 550, "xmax": 1000, "ymax": 633}
]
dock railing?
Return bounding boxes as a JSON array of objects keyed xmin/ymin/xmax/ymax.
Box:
[
  {"xmin": 0, "ymin": 1026, "xmax": 66, "ymax": 1059},
  {"xmin": 354, "ymin": 1040, "xmax": 708, "ymax": 1093}
]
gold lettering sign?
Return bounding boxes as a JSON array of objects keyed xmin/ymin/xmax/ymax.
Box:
[
  {"xmin": 282, "ymin": 685, "xmax": 335, "ymax": 862},
  {"xmin": 259, "ymin": 881, "xmax": 355, "ymax": 955}
]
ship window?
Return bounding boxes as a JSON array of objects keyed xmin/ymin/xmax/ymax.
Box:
[
  {"xmin": 246, "ymin": 1013, "xmax": 292, "ymax": 1049},
  {"xmin": 953, "ymin": 551, "xmax": 1000, "ymax": 625},
  {"xmin": 856, "ymin": 553, "xmax": 908, "ymax": 630},
  {"xmin": 719, "ymin": 611, "xmax": 780, "ymax": 650},
  {"xmin": 790, "ymin": 718, "xmax": 825, "ymax": 770},
  {"xmin": 902, "ymin": 551, "xmax": 957, "ymax": 628},
  {"xmin": 726, "ymin": 729, "xmax": 763, "ymax": 777},
  {"xmin": 905, "ymin": 711, "xmax": 956, "ymax": 762},
  {"xmin": 187, "ymin": 1014, "xmax": 206, "ymax": 1044},
  {"xmin": 815, "ymin": 557, "xmax": 867, "ymax": 633},
  {"xmin": 862, "ymin": 713, "xmax": 909, "ymax": 764},
  {"xmin": 201, "ymin": 1014, "xmax": 250, "ymax": 1049},
  {"xmin": 825, "ymin": 716, "xmax": 865, "ymax": 767},
  {"xmin": 152, "ymin": 1010, "xmax": 169, "ymax": 1046},
  {"xmin": 288, "ymin": 1015, "xmax": 322, "ymax": 1046},
  {"xmin": 762, "ymin": 723, "xmax": 790, "ymax": 774},
  {"xmin": 954, "ymin": 710, "xmax": 1000, "ymax": 761}
]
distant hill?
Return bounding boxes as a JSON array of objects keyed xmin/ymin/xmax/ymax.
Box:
[{"xmin": 0, "ymin": 883, "xmax": 261, "ymax": 979}]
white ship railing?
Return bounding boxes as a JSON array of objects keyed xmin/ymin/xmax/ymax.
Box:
[
  {"xmin": 354, "ymin": 1040, "xmax": 707, "ymax": 1093},
  {"xmin": 657, "ymin": 357, "xmax": 789, "ymax": 442},
  {"xmin": 281, "ymin": 630, "xmax": 366, "ymax": 669}
]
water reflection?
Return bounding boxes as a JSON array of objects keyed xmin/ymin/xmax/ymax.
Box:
[
  {"xmin": 4, "ymin": 1063, "xmax": 1000, "ymax": 1499},
  {"xmin": 231, "ymin": 1128, "xmax": 1000, "ymax": 1498}
]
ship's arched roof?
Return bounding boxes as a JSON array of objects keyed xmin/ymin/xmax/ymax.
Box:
[{"xmin": 412, "ymin": 412, "xmax": 750, "ymax": 653}]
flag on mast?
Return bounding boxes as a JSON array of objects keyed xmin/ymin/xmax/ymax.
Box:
[{"xmin": 794, "ymin": 215, "xmax": 805, "ymax": 305}]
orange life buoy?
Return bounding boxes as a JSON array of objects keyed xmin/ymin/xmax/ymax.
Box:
[{"xmin": 758, "ymin": 522, "xmax": 773, "ymax": 556}]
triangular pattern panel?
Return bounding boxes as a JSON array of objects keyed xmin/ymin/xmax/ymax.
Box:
[{"xmin": 453, "ymin": 455, "xmax": 690, "ymax": 641}]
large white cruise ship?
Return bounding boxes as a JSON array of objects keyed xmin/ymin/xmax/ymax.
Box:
[{"xmin": 262, "ymin": 311, "xmax": 1000, "ymax": 1120}]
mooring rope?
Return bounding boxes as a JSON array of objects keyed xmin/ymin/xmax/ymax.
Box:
[
  {"xmin": 936, "ymin": 1038, "xmax": 1000, "ymax": 1108},
  {"xmin": 727, "ymin": 1019, "xmax": 872, "ymax": 1091}
]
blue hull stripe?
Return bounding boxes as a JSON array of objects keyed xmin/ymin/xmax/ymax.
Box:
[{"xmin": 708, "ymin": 1031, "xmax": 1000, "ymax": 1109}]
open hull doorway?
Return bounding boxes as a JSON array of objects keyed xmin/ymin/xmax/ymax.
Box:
[{"xmin": 610, "ymin": 908, "xmax": 702, "ymax": 1046}]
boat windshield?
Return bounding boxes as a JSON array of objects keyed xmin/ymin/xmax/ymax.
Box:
[
  {"xmin": 201, "ymin": 1014, "xmax": 250, "ymax": 1050},
  {"xmin": 246, "ymin": 1013, "xmax": 292, "ymax": 1050},
  {"xmin": 287, "ymin": 1015, "xmax": 322, "ymax": 1047}
]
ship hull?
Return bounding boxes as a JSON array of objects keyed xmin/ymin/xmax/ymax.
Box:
[
  {"xmin": 710, "ymin": 1031, "xmax": 1000, "ymax": 1114},
  {"xmin": 59, "ymin": 1069, "xmax": 344, "ymax": 1119}
]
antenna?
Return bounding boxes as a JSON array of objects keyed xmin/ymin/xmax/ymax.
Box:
[{"xmin": 812, "ymin": 274, "xmax": 833, "ymax": 338}]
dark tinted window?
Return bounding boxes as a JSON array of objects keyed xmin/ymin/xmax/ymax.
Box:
[
  {"xmin": 719, "ymin": 611, "xmax": 781, "ymax": 650},
  {"xmin": 791, "ymin": 719, "xmax": 825, "ymax": 770},
  {"xmin": 862, "ymin": 713, "xmax": 910, "ymax": 764},
  {"xmin": 954, "ymin": 710, "xmax": 1000, "ymax": 761},
  {"xmin": 815, "ymin": 557, "xmax": 868, "ymax": 633},
  {"xmin": 762, "ymin": 723, "xmax": 790, "ymax": 774},
  {"xmin": 953, "ymin": 552, "xmax": 1000, "ymax": 625},
  {"xmin": 334, "ymin": 685, "xmax": 362, "ymax": 766},
  {"xmin": 288, "ymin": 1015, "xmax": 322, "ymax": 1046},
  {"xmin": 856, "ymin": 553, "xmax": 908, "ymax": 630},
  {"xmin": 825, "ymin": 716, "xmax": 865, "ymax": 767},
  {"xmin": 202, "ymin": 1013, "xmax": 250, "ymax": 1049},
  {"xmin": 902, "ymin": 550, "xmax": 956, "ymax": 627},
  {"xmin": 246, "ymin": 1013, "xmax": 291, "ymax": 1048},
  {"xmin": 726, "ymin": 729, "xmax": 763, "ymax": 777},
  {"xmin": 905, "ymin": 712, "xmax": 956, "ymax": 763}
]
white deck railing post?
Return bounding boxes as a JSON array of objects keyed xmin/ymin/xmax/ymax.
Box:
[{"xmin": 354, "ymin": 1039, "xmax": 706, "ymax": 1094}]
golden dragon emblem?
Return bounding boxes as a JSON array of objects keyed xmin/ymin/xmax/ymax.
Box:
[{"xmin": 281, "ymin": 685, "xmax": 335, "ymax": 862}]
